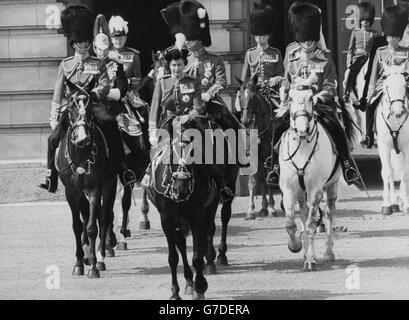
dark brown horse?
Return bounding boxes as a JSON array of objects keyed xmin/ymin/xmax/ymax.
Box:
[
  {"xmin": 138, "ymin": 50, "xmax": 165, "ymax": 105},
  {"xmin": 236, "ymin": 76, "xmax": 280, "ymax": 219},
  {"xmin": 56, "ymin": 80, "xmax": 117, "ymax": 278}
]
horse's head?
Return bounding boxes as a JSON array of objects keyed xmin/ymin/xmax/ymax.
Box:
[
  {"xmin": 382, "ymin": 61, "xmax": 408, "ymax": 119},
  {"xmin": 288, "ymin": 86, "xmax": 314, "ymax": 138},
  {"xmin": 235, "ymin": 75, "xmax": 266, "ymax": 128},
  {"xmin": 66, "ymin": 79, "xmax": 95, "ymax": 148}
]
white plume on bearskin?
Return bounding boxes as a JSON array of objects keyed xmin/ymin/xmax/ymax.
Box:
[{"xmin": 109, "ymin": 16, "xmax": 129, "ymax": 36}]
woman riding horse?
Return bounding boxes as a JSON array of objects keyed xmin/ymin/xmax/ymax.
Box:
[{"xmin": 265, "ymin": 2, "xmax": 361, "ymax": 188}]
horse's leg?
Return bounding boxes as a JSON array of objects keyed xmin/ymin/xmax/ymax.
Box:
[
  {"xmin": 298, "ymin": 194, "xmax": 309, "ymax": 261},
  {"xmin": 259, "ymin": 180, "xmax": 269, "ymax": 217},
  {"xmin": 283, "ymin": 187, "xmax": 302, "ymax": 253},
  {"xmin": 304, "ymin": 189, "xmax": 323, "ymax": 271},
  {"xmin": 323, "ymin": 182, "xmax": 338, "ymax": 262},
  {"xmin": 217, "ymin": 197, "xmax": 232, "ymax": 266},
  {"xmin": 117, "ymin": 185, "xmax": 131, "ymax": 251},
  {"xmin": 97, "ymin": 177, "xmax": 117, "ymax": 272},
  {"xmin": 66, "ymin": 190, "xmax": 85, "ymax": 276},
  {"xmin": 139, "ymin": 187, "xmax": 150, "ymax": 230},
  {"xmin": 105, "ymin": 210, "xmax": 116, "ymax": 258},
  {"xmin": 87, "ymin": 189, "xmax": 101, "ymax": 278},
  {"xmin": 400, "ymin": 150, "xmax": 409, "ymax": 213},
  {"xmin": 175, "ymin": 229, "xmax": 194, "ymax": 296},
  {"xmin": 161, "ymin": 218, "xmax": 181, "ymax": 300},
  {"xmin": 79, "ymin": 194, "xmax": 90, "ymax": 266},
  {"xmin": 205, "ymin": 203, "xmax": 218, "ymax": 275},
  {"xmin": 191, "ymin": 209, "xmax": 208, "ymax": 300},
  {"xmin": 379, "ymin": 145, "xmax": 393, "ymax": 214},
  {"xmin": 266, "ymin": 181, "xmax": 277, "ymax": 217},
  {"xmin": 245, "ymin": 175, "xmax": 256, "ymax": 220}
]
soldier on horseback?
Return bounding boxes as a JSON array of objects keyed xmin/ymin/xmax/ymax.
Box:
[
  {"xmin": 343, "ymin": 2, "xmax": 377, "ymax": 105},
  {"xmin": 38, "ymin": 5, "xmax": 129, "ymax": 193},
  {"xmin": 265, "ymin": 1, "xmax": 361, "ymax": 187},
  {"xmin": 241, "ymin": 3, "xmax": 284, "ymax": 101},
  {"xmin": 364, "ymin": 5, "xmax": 409, "ymax": 149}
]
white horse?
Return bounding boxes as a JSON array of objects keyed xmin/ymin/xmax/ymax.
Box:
[
  {"xmin": 343, "ymin": 61, "xmax": 369, "ymax": 144},
  {"xmin": 279, "ymin": 87, "xmax": 342, "ymax": 271},
  {"xmin": 375, "ymin": 61, "xmax": 409, "ymax": 215}
]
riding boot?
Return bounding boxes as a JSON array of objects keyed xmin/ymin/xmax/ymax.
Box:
[
  {"xmin": 320, "ymin": 116, "xmax": 361, "ymax": 187},
  {"xmin": 38, "ymin": 113, "xmax": 68, "ymax": 193},
  {"xmin": 364, "ymin": 98, "xmax": 376, "ymax": 149},
  {"xmin": 265, "ymin": 113, "xmax": 290, "ymax": 186}
]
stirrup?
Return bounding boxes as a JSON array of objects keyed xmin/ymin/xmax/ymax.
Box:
[
  {"xmin": 264, "ymin": 156, "xmax": 272, "ymax": 169},
  {"xmin": 345, "ymin": 166, "xmax": 359, "ymax": 183},
  {"xmin": 38, "ymin": 176, "xmax": 57, "ymax": 193},
  {"xmin": 123, "ymin": 169, "xmax": 137, "ymax": 186},
  {"xmin": 219, "ymin": 186, "xmax": 234, "ymax": 203},
  {"xmin": 266, "ymin": 165, "xmax": 280, "ymax": 186}
]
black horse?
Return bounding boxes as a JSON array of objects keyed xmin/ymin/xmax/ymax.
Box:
[
  {"xmin": 146, "ymin": 114, "xmax": 222, "ymax": 300},
  {"xmin": 56, "ymin": 80, "xmax": 117, "ymax": 278}
]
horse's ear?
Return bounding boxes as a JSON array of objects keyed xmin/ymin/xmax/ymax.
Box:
[
  {"xmin": 66, "ymin": 79, "xmax": 77, "ymax": 92},
  {"xmin": 235, "ymin": 75, "xmax": 243, "ymax": 86}
]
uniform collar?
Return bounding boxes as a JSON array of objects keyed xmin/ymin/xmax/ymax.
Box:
[
  {"xmin": 172, "ymin": 72, "xmax": 185, "ymax": 81},
  {"xmin": 74, "ymin": 51, "xmax": 90, "ymax": 62},
  {"xmin": 192, "ymin": 47, "xmax": 206, "ymax": 57},
  {"xmin": 257, "ymin": 44, "xmax": 269, "ymax": 52}
]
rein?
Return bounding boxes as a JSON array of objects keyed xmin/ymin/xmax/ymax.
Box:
[{"xmin": 381, "ymin": 111, "xmax": 409, "ymax": 154}]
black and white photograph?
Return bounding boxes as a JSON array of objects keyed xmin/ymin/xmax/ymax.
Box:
[{"xmin": 1, "ymin": 0, "xmax": 409, "ymax": 305}]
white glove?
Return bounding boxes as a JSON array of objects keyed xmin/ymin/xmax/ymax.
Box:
[
  {"xmin": 180, "ymin": 115, "xmax": 190, "ymax": 125},
  {"xmin": 50, "ymin": 119, "xmax": 58, "ymax": 130},
  {"xmin": 268, "ymin": 77, "xmax": 281, "ymax": 87},
  {"xmin": 201, "ymin": 92, "xmax": 212, "ymax": 102}
]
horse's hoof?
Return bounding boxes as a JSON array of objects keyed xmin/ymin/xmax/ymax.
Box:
[
  {"xmin": 193, "ymin": 292, "xmax": 205, "ymax": 300},
  {"xmin": 139, "ymin": 221, "xmax": 151, "ymax": 230},
  {"xmin": 244, "ymin": 212, "xmax": 255, "ymax": 220},
  {"xmin": 258, "ymin": 208, "xmax": 268, "ymax": 218},
  {"xmin": 82, "ymin": 258, "xmax": 90, "ymax": 266},
  {"xmin": 318, "ymin": 223, "xmax": 326, "ymax": 233},
  {"xmin": 323, "ymin": 253, "xmax": 335, "ymax": 262},
  {"xmin": 269, "ymin": 208, "xmax": 278, "ymax": 217},
  {"xmin": 184, "ymin": 285, "xmax": 194, "ymax": 296},
  {"xmin": 105, "ymin": 249, "xmax": 115, "ymax": 258},
  {"xmin": 124, "ymin": 229, "xmax": 131, "ymax": 238},
  {"xmin": 288, "ymin": 240, "xmax": 302, "ymax": 253},
  {"xmin": 72, "ymin": 265, "xmax": 84, "ymax": 276},
  {"xmin": 116, "ymin": 242, "xmax": 128, "ymax": 251},
  {"xmin": 170, "ymin": 294, "xmax": 182, "ymax": 300},
  {"xmin": 87, "ymin": 268, "xmax": 100, "ymax": 279},
  {"xmin": 96, "ymin": 262, "xmax": 106, "ymax": 271},
  {"xmin": 216, "ymin": 254, "xmax": 228, "ymax": 266},
  {"xmin": 381, "ymin": 206, "xmax": 393, "ymax": 216},
  {"xmin": 303, "ymin": 260, "xmax": 317, "ymax": 272},
  {"xmin": 391, "ymin": 204, "xmax": 400, "ymax": 213},
  {"xmin": 205, "ymin": 263, "xmax": 217, "ymax": 275}
]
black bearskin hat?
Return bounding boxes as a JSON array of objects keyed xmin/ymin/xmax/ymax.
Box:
[
  {"xmin": 288, "ymin": 1, "xmax": 321, "ymax": 42},
  {"xmin": 61, "ymin": 5, "xmax": 94, "ymax": 45},
  {"xmin": 250, "ymin": 3, "xmax": 275, "ymax": 35},
  {"xmin": 381, "ymin": 5, "xmax": 408, "ymax": 37},
  {"xmin": 179, "ymin": 0, "xmax": 211, "ymax": 47},
  {"xmin": 161, "ymin": 2, "xmax": 182, "ymax": 35},
  {"xmin": 359, "ymin": 2, "xmax": 376, "ymax": 26}
]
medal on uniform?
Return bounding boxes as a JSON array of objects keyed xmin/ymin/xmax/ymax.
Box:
[
  {"xmin": 84, "ymin": 63, "xmax": 99, "ymax": 75},
  {"xmin": 120, "ymin": 53, "xmax": 133, "ymax": 63},
  {"xmin": 201, "ymin": 78, "xmax": 209, "ymax": 86},
  {"xmin": 180, "ymin": 83, "xmax": 195, "ymax": 94},
  {"xmin": 204, "ymin": 70, "xmax": 212, "ymax": 78},
  {"xmin": 182, "ymin": 94, "xmax": 190, "ymax": 103}
]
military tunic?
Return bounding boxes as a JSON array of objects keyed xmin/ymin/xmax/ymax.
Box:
[
  {"xmin": 185, "ymin": 47, "xmax": 227, "ymax": 100},
  {"xmin": 108, "ymin": 47, "xmax": 142, "ymax": 98},
  {"xmin": 149, "ymin": 73, "xmax": 204, "ymax": 129},
  {"xmin": 50, "ymin": 54, "xmax": 110, "ymax": 122},
  {"xmin": 241, "ymin": 46, "xmax": 284, "ymax": 85},
  {"xmin": 282, "ymin": 45, "xmax": 337, "ymax": 104},
  {"xmin": 369, "ymin": 45, "xmax": 409, "ymax": 96},
  {"xmin": 347, "ymin": 28, "xmax": 377, "ymax": 66}
]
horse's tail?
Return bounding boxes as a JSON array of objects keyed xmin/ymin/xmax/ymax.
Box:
[
  {"xmin": 180, "ymin": 218, "xmax": 190, "ymax": 238},
  {"xmin": 338, "ymin": 98, "xmax": 357, "ymax": 145}
]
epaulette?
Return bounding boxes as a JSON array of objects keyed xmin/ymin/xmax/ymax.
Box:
[
  {"xmin": 61, "ymin": 56, "xmax": 77, "ymax": 73},
  {"xmin": 288, "ymin": 46, "xmax": 301, "ymax": 62},
  {"xmin": 62, "ymin": 56, "xmax": 74, "ymax": 62},
  {"xmin": 378, "ymin": 45, "xmax": 388, "ymax": 52},
  {"xmin": 314, "ymin": 47, "xmax": 330, "ymax": 61},
  {"xmin": 159, "ymin": 74, "xmax": 171, "ymax": 80},
  {"xmin": 248, "ymin": 46, "xmax": 257, "ymax": 52},
  {"xmin": 125, "ymin": 47, "xmax": 140, "ymax": 54}
]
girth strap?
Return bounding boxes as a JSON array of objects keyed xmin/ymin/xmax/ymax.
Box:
[{"xmin": 381, "ymin": 111, "xmax": 409, "ymax": 154}]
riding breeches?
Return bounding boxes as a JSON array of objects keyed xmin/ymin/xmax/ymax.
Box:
[{"xmin": 345, "ymin": 55, "xmax": 368, "ymax": 96}]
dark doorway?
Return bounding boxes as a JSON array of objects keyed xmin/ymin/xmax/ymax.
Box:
[{"xmin": 94, "ymin": 0, "xmax": 178, "ymax": 76}]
